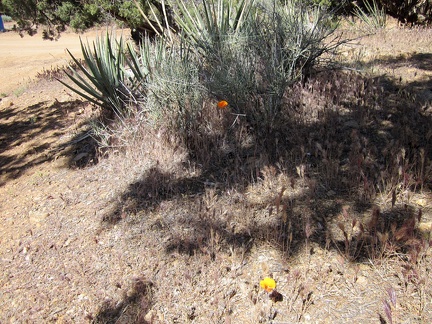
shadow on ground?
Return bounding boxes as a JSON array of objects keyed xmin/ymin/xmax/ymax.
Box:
[
  {"xmin": 362, "ymin": 51, "xmax": 432, "ymax": 104},
  {"xmin": 0, "ymin": 98, "xmax": 98, "ymax": 186},
  {"xmin": 100, "ymin": 56, "xmax": 432, "ymax": 265},
  {"xmin": 373, "ymin": 52, "xmax": 432, "ymax": 73},
  {"xmin": 91, "ymin": 278, "xmax": 153, "ymax": 324}
]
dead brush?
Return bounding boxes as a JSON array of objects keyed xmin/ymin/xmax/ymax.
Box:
[
  {"xmin": 243, "ymin": 164, "xmax": 310, "ymax": 257},
  {"xmin": 335, "ymin": 203, "xmax": 428, "ymax": 265},
  {"xmin": 399, "ymin": 238, "xmax": 431, "ymax": 321},
  {"xmin": 306, "ymin": 69, "xmax": 432, "ymax": 207},
  {"xmin": 375, "ymin": 146, "xmax": 432, "ymax": 208},
  {"xmin": 91, "ymin": 278, "xmax": 154, "ymax": 324},
  {"xmin": 283, "ymin": 70, "xmax": 388, "ymax": 197},
  {"xmin": 197, "ymin": 188, "xmax": 224, "ymax": 259},
  {"xmin": 36, "ymin": 59, "xmax": 85, "ymax": 81},
  {"xmin": 269, "ymin": 186, "xmax": 295, "ymax": 256},
  {"xmin": 382, "ymin": 286, "xmax": 397, "ymax": 324}
]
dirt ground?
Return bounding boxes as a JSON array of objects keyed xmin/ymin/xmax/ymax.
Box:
[
  {"xmin": 0, "ymin": 22, "xmax": 108, "ymax": 95},
  {"xmin": 0, "ymin": 25, "xmax": 134, "ymax": 322},
  {"xmin": 0, "ymin": 21, "xmax": 432, "ymax": 323}
]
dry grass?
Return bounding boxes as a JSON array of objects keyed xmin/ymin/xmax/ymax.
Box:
[{"xmin": 1, "ymin": 19, "xmax": 432, "ymax": 323}]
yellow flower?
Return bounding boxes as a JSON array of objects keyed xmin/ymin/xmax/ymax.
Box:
[
  {"xmin": 260, "ymin": 277, "xmax": 276, "ymax": 292},
  {"xmin": 217, "ymin": 100, "xmax": 229, "ymax": 109}
]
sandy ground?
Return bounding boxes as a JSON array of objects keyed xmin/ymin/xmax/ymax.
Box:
[{"xmin": 0, "ymin": 22, "xmax": 127, "ymax": 95}]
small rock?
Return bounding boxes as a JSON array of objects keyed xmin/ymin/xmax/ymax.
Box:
[
  {"xmin": 418, "ymin": 222, "xmax": 432, "ymax": 238},
  {"xmin": 0, "ymin": 97, "xmax": 13, "ymax": 108},
  {"xmin": 77, "ymin": 294, "xmax": 88, "ymax": 301},
  {"xmin": 356, "ymin": 275, "xmax": 368, "ymax": 286},
  {"xmin": 63, "ymin": 237, "xmax": 72, "ymax": 247},
  {"xmin": 415, "ymin": 198, "xmax": 428, "ymax": 207},
  {"xmin": 29, "ymin": 211, "xmax": 49, "ymax": 224}
]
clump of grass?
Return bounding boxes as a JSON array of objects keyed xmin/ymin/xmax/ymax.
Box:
[
  {"xmin": 171, "ymin": 0, "xmax": 344, "ymax": 153},
  {"xmin": 137, "ymin": 37, "xmax": 208, "ymax": 152},
  {"xmin": 13, "ymin": 85, "xmax": 27, "ymax": 97}
]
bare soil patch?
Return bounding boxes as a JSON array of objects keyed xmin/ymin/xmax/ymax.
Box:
[{"xmin": 0, "ymin": 23, "xmax": 105, "ymax": 95}]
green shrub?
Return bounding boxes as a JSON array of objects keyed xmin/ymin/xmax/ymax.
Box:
[
  {"xmin": 378, "ymin": 0, "xmax": 432, "ymax": 24},
  {"xmin": 136, "ymin": 37, "xmax": 207, "ymax": 140},
  {"xmin": 70, "ymin": 4, "xmax": 102, "ymax": 31},
  {"xmin": 1, "ymin": 15, "xmax": 12, "ymax": 22},
  {"xmin": 173, "ymin": 0, "xmax": 343, "ymax": 139},
  {"xmin": 56, "ymin": 2, "xmax": 76, "ymax": 25}
]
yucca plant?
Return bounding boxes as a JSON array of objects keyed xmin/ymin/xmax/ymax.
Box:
[
  {"xmin": 352, "ymin": 0, "xmax": 386, "ymax": 33},
  {"xmin": 59, "ymin": 32, "xmax": 133, "ymax": 121},
  {"xmin": 173, "ymin": 0, "xmax": 255, "ymax": 50}
]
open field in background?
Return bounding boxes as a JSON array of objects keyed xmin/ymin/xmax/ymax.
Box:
[
  {"xmin": 0, "ymin": 21, "xmax": 127, "ymax": 95},
  {"xmin": 1, "ymin": 18, "xmax": 432, "ymax": 323}
]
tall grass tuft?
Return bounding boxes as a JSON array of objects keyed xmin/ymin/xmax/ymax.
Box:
[{"xmin": 137, "ymin": 36, "xmax": 208, "ymax": 147}]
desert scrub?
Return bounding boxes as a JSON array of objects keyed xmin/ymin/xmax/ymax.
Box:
[
  {"xmin": 166, "ymin": 0, "xmax": 346, "ymax": 155},
  {"xmin": 62, "ymin": 0, "xmax": 346, "ymax": 158}
]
